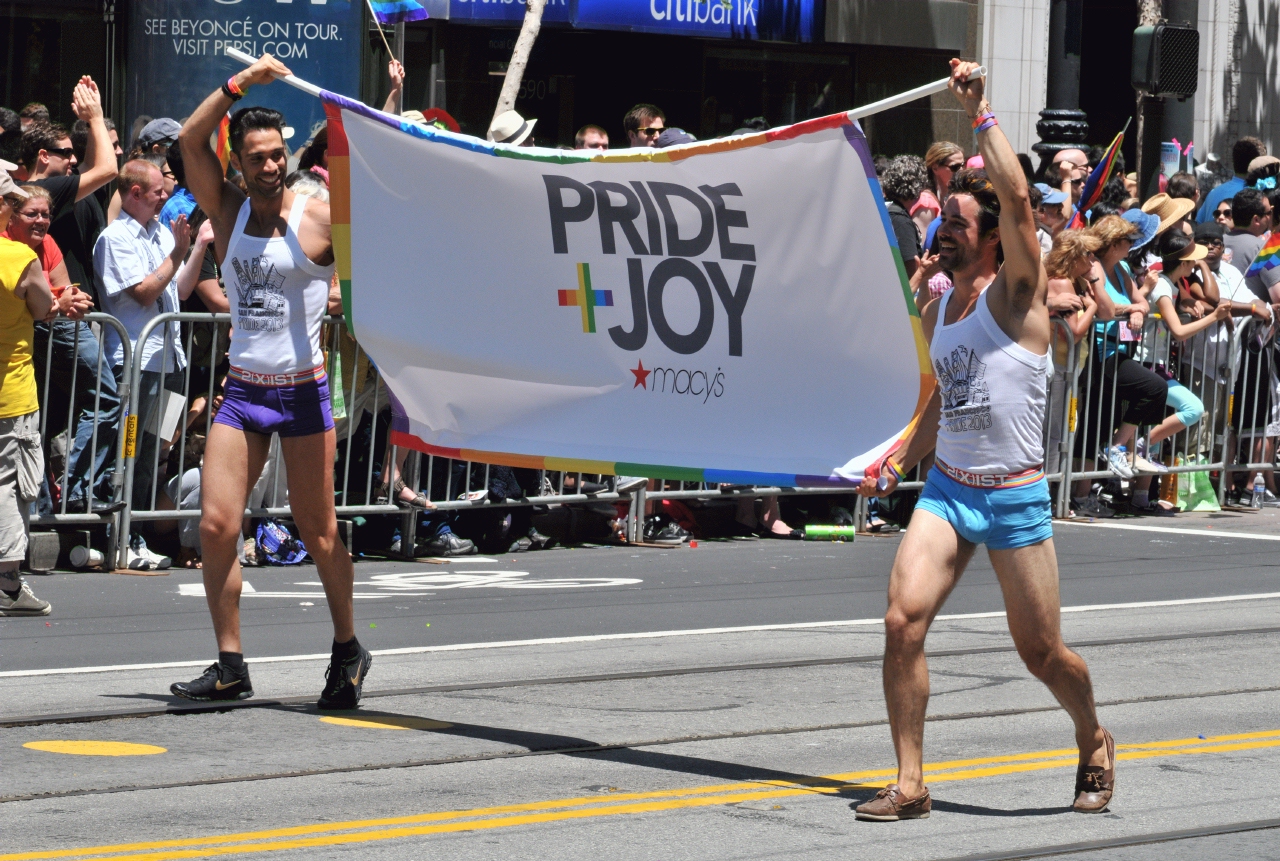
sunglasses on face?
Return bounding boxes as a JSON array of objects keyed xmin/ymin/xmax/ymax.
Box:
[
  {"xmin": 44, "ymin": 147, "xmax": 74, "ymax": 158},
  {"xmin": 636, "ymin": 127, "xmax": 662, "ymax": 136},
  {"xmin": 1215, "ymin": 207, "xmax": 1231, "ymax": 216},
  {"xmin": 941, "ymin": 161, "xmax": 964, "ymax": 171}
]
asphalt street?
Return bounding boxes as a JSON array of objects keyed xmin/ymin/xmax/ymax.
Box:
[{"xmin": 4, "ymin": 508, "xmax": 1280, "ymax": 859}]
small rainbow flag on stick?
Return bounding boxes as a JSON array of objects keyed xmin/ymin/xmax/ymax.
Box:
[
  {"xmin": 1245, "ymin": 232, "xmax": 1280, "ymax": 279},
  {"xmin": 368, "ymin": 0, "xmax": 429, "ymax": 23},
  {"xmin": 1067, "ymin": 117, "xmax": 1130, "ymax": 229},
  {"xmin": 216, "ymin": 113, "xmax": 231, "ymax": 172}
]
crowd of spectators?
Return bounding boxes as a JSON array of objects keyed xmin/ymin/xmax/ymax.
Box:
[
  {"xmin": 880, "ymin": 130, "xmax": 1280, "ymax": 520},
  {"xmin": 3, "ymin": 62, "xmax": 1280, "ymax": 613}
]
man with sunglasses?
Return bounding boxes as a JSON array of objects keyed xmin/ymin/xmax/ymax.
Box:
[
  {"xmin": 623, "ymin": 104, "xmax": 665, "ymax": 148},
  {"xmin": 21, "ymin": 78, "xmax": 122, "ymax": 516}
]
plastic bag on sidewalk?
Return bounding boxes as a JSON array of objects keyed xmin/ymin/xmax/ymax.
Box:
[{"xmin": 1176, "ymin": 456, "xmax": 1221, "ymax": 512}]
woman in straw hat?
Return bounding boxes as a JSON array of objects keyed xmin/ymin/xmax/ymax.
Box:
[{"xmin": 1141, "ymin": 193, "xmax": 1196, "ymax": 239}]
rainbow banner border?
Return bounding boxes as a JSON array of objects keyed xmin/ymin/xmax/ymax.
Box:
[{"xmin": 321, "ymin": 92, "xmax": 933, "ymax": 486}]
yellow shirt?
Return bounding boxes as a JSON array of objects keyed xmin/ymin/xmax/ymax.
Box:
[{"xmin": 0, "ymin": 237, "xmax": 39, "ymax": 419}]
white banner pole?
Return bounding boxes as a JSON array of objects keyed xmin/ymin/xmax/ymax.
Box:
[
  {"xmin": 224, "ymin": 46, "xmax": 984, "ymax": 126},
  {"xmin": 846, "ymin": 66, "xmax": 986, "ymax": 121},
  {"xmin": 224, "ymin": 47, "xmax": 324, "ymax": 98}
]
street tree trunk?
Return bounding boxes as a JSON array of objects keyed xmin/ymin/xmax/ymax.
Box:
[{"xmin": 491, "ymin": 0, "xmax": 547, "ymax": 130}]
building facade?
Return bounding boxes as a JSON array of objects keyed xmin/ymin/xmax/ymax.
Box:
[{"xmin": 2, "ymin": 0, "xmax": 1273, "ymax": 171}]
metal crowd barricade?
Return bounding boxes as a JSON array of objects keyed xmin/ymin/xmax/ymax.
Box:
[
  {"xmin": 1068, "ymin": 311, "xmax": 1246, "ymax": 509},
  {"xmin": 31, "ymin": 312, "xmax": 132, "ymax": 565},
  {"xmin": 130, "ymin": 305, "xmax": 1280, "ymax": 565},
  {"xmin": 113, "ymin": 312, "xmax": 893, "ymax": 561}
]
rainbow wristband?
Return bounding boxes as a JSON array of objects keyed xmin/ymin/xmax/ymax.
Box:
[
  {"xmin": 972, "ymin": 112, "xmax": 997, "ymax": 134},
  {"xmin": 883, "ymin": 459, "xmax": 906, "ymax": 482},
  {"xmin": 225, "ymin": 76, "xmax": 245, "ymax": 98}
]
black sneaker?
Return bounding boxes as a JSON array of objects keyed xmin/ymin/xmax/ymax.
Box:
[
  {"xmin": 644, "ymin": 515, "xmax": 690, "ymax": 544},
  {"xmin": 419, "ymin": 531, "xmax": 476, "ymax": 557},
  {"xmin": 171, "ymin": 662, "xmax": 254, "ymax": 702},
  {"xmin": 317, "ymin": 643, "xmax": 373, "ymax": 710}
]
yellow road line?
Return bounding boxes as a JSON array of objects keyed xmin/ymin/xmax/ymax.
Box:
[{"xmin": 7, "ymin": 730, "xmax": 1280, "ymax": 861}]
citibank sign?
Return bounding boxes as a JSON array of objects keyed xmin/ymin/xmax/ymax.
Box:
[
  {"xmin": 649, "ymin": 0, "xmax": 755, "ymax": 27},
  {"xmin": 452, "ymin": 0, "xmax": 817, "ymax": 42}
]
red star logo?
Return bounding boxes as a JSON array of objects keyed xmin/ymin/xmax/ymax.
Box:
[{"xmin": 631, "ymin": 361, "xmax": 650, "ymax": 389}]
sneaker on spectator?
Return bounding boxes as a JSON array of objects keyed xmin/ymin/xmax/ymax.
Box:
[
  {"xmin": 1104, "ymin": 446, "xmax": 1135, "ymax": 480},
  {"xmin": 128, "ymin": 534, "xmax": 171, "ymax": 570},
  {"xmin": 616, "ymin": 476, "xmax": 647, "ymax": 494},
  {"xmin": 1071, "ymin": 495, "xmax": 1115, "ymax": 519},
  {"xmin": 1263, "ymin": 490, "xmax": 1280, "ymax": 508},
  {"xmin": 644, "ymin": 515, "xmax": 690, "ymax": 544},
  {"xmin": 1132, "ymin": 438, "xmax": 1168, "ymax": 474},
  {"xmin": 0, "ymin": 581, "xmax": 51, "ymax": 616},
  {"xmin": 420, "ymin": 530, "xmax": 476, "ymax": 557}
]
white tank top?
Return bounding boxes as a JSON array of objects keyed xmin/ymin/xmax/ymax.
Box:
[
  {"xmin": 223, "ymin": 194, "xmax": 334, "ymax": 381},
  {"xmin": 931, "ymin": 288, "xmax": 1048, "ymax": 474}
]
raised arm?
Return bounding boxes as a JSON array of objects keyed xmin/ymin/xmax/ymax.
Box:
[
  {"xmin": 179, "ymin": 55, "xmax": 293, "ymax": 236},
  {"xmin": 948, "ymin": 60, "xmax": 1045, "ymax": 312},
  {"xmin": 70, "ymin": 77, "xmax": 118, "ymax": 201},
  {"xmin": 382, "ymin": 60, "xmax": 405, "ymax": 115},
  {"xmin": 174, "ymin": 219, "xmax": 213, "ymax": 302}
]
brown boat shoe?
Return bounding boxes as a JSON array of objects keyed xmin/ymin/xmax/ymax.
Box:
[
  {"xmin": 1073, "ymin": 728, "xmax": 1116, "ymax": 813},
  {"xmin": 854, "ymin": 784, "xmax": 932, "ymax": 821}
]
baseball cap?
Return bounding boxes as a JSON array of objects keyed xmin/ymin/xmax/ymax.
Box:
[
  {"xmin": 656, "ymin": 128, "xmax": 696, "ymax": 148},
  {"xmin": 1247, "ymin": 155, "xmax": 1280, "ymax": 174},
  {"xmin": 1193, "ymin": 221, "xmax": 1226, "ymax": 243},
  {"xmin": 1033, "ymin": 182, "xmax": 1067, "ymax": 205},
  {"xmin": 0, "ymin": 171, "xmax": 30, "ymax": 201},
  {"xmin": 137, "ymin": 118, "xmax": 182, "ymax": 148}
]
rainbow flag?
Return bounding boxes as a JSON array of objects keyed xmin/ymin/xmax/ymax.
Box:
[
  {"xmin": 216, "ymin": 113, "xmax": 231, "ymax": 173},
  {"xmin": 1245, "ymin": 232, "xmax": 1280, "ymax": 279},
  {"xmin": 368, "ymin": 0, "xmax": 428, "ymax": 23},
  {"xmin": 1067, "ymin": 118, "xmax": 1130, "ymax": 229}
]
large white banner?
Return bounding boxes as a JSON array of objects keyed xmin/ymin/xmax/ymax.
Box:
[{"xmin": 323, "ymin": 93, "xmax": 931, "ymax": 485}]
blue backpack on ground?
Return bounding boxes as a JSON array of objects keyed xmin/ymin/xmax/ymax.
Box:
[{"xmin": 256, "ymin": 519, "xmax": 308, "ymax": 565}]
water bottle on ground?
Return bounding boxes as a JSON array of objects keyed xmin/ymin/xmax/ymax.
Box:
[{"xmin": 1252, "ymin": 473, "xmax": 1265, "ymax": 509}]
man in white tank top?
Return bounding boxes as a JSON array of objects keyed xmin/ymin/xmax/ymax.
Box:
[
  {"xmin": 169, "ymin": 55, "xmax": 372, "ymax": 710},
  {"xmin": 853, "ymin": 62, "xmax": 1113, "ymax": 820}
]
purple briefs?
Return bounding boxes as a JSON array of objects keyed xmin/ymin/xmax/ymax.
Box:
[{"xmin": 214, "ymin": 371, "xmax": 334, "ymax": 438}]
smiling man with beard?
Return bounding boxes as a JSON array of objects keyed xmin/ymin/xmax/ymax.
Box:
[
  {"xmin": 172, "ymin": 54, "xmax": 369, "ymax": 711},
  {"xmin": 854, "ymin": 60, "xmax": 1114, "ymax": 821}
]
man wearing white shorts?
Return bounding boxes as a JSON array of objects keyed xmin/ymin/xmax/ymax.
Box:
[{"xmin": 854, "ymin": 61, "xmax": 1113, "ymax": 820}]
